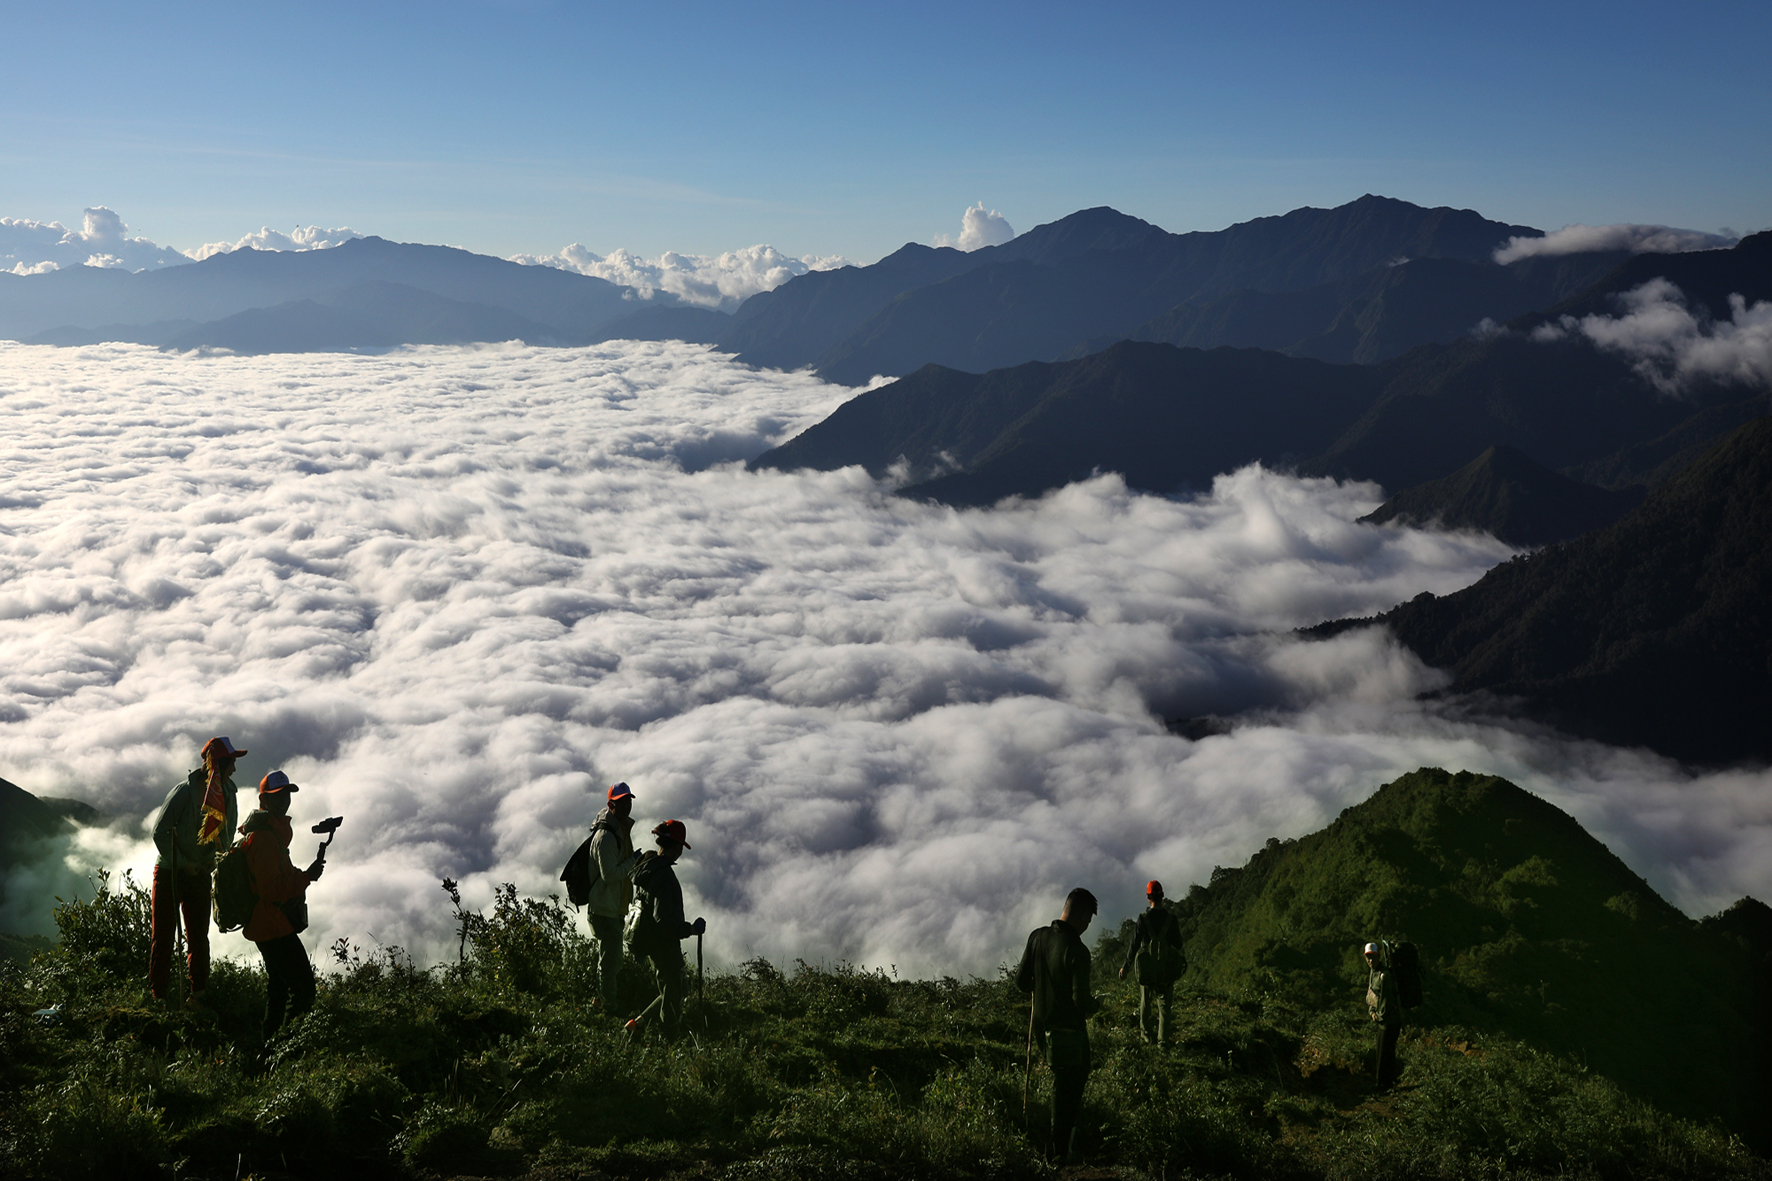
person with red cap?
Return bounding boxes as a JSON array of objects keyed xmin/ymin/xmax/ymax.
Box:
[
  {"xmin": 624, "ymin": 819, "xmax": 705, "ymax": 1042},
  {"xmin": 1117, "ymin": 880, "xmax": 1186, "ymax": 1045},
  {"xmin": 149, "ymin": 736, "xmax": 248, "ymax": 1006},
  {"xmin": 239, "ymin": 770, "xmax": 326, "ymax": 1038},
  {"xmin": 585, "ymin": 782, "xmax": 642, "ymax": 1016}
]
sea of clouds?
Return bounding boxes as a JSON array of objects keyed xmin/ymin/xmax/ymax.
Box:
[{"xmin": 2, "ymin": 340, "xmax": 1768, "ymax": 974}]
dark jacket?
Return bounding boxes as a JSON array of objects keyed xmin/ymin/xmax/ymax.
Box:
[
  {"xmin": 152, "ymin": 769, "xmax": 239, "ymax": 875},
  {"xmin": 239, "ymin": 810, "xmax": 310, "ymax": 943},
  {"xmin": 1015, "ymin": 919, "xmax": 1097, "ymax": 1035},
  {"xmin": 631, "ymin": 852, "xmax": 694, "ymax": 955},
  {"xmin": 1120, "ymin": 904, "xmax": 1183, "ymax": 974}
]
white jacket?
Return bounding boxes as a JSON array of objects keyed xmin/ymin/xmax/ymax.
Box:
[{"xmin": 586, "ymin": 807, "xmax": 639, "ymax": 919}]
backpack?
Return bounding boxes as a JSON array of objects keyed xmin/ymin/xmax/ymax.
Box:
[
  {"xmin": 212, "ymin": 838, "xmax": 255, "ymax": 933},
  {"xmin": 1390, "ymin": 940, "xmax": 1423, "ymax": 1008},
  {"xmin": 1132, "ymin": 911, "xmax": 1185, "ymax": 987},
  {"xmin": 624, "ymin": 851, "xmax": 661, "ymax": 955},
  {"xmin": 559, "ymin": 818, "xmax": 611, "ymax": 910}
]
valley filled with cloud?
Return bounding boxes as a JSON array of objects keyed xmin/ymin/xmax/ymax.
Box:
[{"xmin": 2, "ymin": 340, "xmax": 1766, "ymax": 974}]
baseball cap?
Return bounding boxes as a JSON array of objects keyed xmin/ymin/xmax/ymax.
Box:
[
  {"xmin": 608, "ymin": 782, "xmax": 636, "ymax": 802},
  {"xmin": 258, "ymin": 770, "xmax": 299, "ymax": 794},
  {"xmin": 1146, "ymin": 880, "xmax": 1163, "ymax": 896},
  {"xmin": 1363, "ymin": 942, "xmax": 1379, "ymax": 955},
  {"xmin": 654, "ymin": 819, "xmax": 691, "ymax": 849},
  {"xmin": 203, "ymin": 736, "xmax": 249, "ymax": 760}
]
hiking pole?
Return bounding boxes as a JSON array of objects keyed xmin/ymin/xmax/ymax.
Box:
[
  {"xmin": 1022, "ymin": 997, "xmax": 1036, "ymax": 1131},
  {"xmin": 696, "ymin": 931, "xmax": 704, "ymax": 1002}
]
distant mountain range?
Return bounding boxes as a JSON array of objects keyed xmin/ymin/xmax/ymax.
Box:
[
  {"xmin": 754, "ymin": 230, "xmax": 1772, "ymax": 503},
  {"xmin": 1157, "ymin": 766, "xmax": 1771, "ymax": 1145},
  {"xmin": 0, "ymin": 235, "xmax": 715, "ymax": 349},
  {"xmin": 1305, "ymin": 416, "xmax": 1772, "ymax": 765}
]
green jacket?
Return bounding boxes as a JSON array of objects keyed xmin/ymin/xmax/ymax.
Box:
[
  {"xmin": 1367, "ymin": 965, "xmax": 1401, "ymax": 1026},
  {"xmin": 152, "ymin": 769, "xmax": 239, "ymax": 875}
]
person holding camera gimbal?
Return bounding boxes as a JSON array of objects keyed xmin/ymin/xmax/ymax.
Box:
[{"xmin": 240, "ymin": 771, "xmax": 329, "ymax": 1039}]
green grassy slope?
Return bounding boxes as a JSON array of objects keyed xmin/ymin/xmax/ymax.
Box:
[{"xmin": 1140, "ymin": 768, "xmax": 1771, "ymax": 1141}]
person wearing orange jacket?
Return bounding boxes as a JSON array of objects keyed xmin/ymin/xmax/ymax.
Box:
[{"xmin": 240, "ymin": 771, "xmax": 324, "ymax": 1038}]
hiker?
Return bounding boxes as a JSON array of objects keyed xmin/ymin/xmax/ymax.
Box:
[
  {"xmin": 1016, "ymin": 887, "xmax": 1100, "ymax": 1164},
  {"xmin": 149, "ymin": 736, "xmax": 248, "ymax": 1007},
  {"xmin": 624, "ymin": 819, "xmax": 705, "ymax": 1042},
  {"xmin": 586, "ymin": 782, "xmax": 641, "ymax": 1016},
  {"xmin": 1118, "ymin": 879, "xmax": 1185, "ymax": 1044},
  {"xmin": 1364, "ymin": 941, "xmax": 1402, "ymax": 1087},
  {"xmin": 241, "ymin": 771, "xmax": 325, "ymax": 1038}
]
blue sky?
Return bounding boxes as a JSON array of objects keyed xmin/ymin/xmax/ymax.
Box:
[{"xmin": 3, "ymin": 0, "xmax": 1768, "ymax": 264}]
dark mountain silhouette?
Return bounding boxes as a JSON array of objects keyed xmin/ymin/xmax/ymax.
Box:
[
  {"xmin": 1078, "ymin": 249, "xmax": 1630, "ymax": 366},
  {"xmin": 750, "ymin": 341, "xmax": 1383, "ymax": 505},
  {"xmin": 1360, "ymin": 445, "xmax": 1646, "ymax": 546},
  {"xmin": 1161, "ymin": 766, "xmax": 1771, "ymax": 1144},
  {"xmin": 1306, "ymin": 417, "xmax": 1772, "ymax": 765},
  {"xmin": 726, "ymin": 196, "xmax": 1542, "ymax": 384},
  {"xmin": 1304, "ymin": 231, "xmax": 1772, "ymax": 491},
  {"xmin": 160, "ymin": 281, "xmax": 560, "ymax": 353},
  {"xmin": 0, "ymin": 237, "xmax": 652, "ymax": 345}
]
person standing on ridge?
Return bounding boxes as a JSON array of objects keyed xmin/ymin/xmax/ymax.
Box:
[
  {"xmin": 241, "ymin": 771, "xmax": 325, "ymax": 1038},
  {"xmin": 1016, "ymin": 887, "xmax": 1100, "ymax": 1165},
  {"xmin": 586, "ymin": 782, "xmax": 641, "ymax": 1017},
  {"xmin": 1118, "ymin": 879, "xmax": 1185, "ymax": 1044},
  {"xmin": 149, "ymin": 735, "xmax": 248, "ymax": 1008},
  {"xmin": 1364, "ymin": 940, "xmax": 1402, "ymax": 1087},
  {"xmin": 624, "ymin": 819, "xmax": 705, "ymax": 1043}
]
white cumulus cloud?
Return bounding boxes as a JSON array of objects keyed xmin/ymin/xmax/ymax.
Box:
[
  {"xmin": 512, "ymin": 244, "xmax": 850, "ymax": 311},
  {"xmin": 1494, "ymin": 223, "xmax": 1738, "ymax": 265},
  {"xmin": 0, "ymin": 208, "xmax": 193, "ymax": 273},
  {"xmin": 1531, "ymin": 277, "xmax": 1772, "ymax": 393},
  {"xmin": 934, "ymin": 201, "xmax": 1016, "ymax": 251},
  {"xmin": 0, "ymin": 341, "xmax": 1765, "ymax": 972},
  {"xmin": 186, "ymin": 224, "xmax": 365, "ymax": 260}
]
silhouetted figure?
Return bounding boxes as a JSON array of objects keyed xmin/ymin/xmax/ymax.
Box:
[
  {"xmin": 149, "ymin": 736, "xmax": 246, "ymax": 1007},
  {"xmin": 1364, "ymin": 940, "xmax": 1402, "ymax": 1087},
  {"xmin": 586, "ymin": 782, "xmax": 641, "ymax": 1016},
  {"xmin": 624, "ymin": 820, "xmax": 705, "ymax": 1042},
  {"xmin": 1016, "ymin": 887, "xmax": 1099, "ymax": 1164},
  {"xmin": 241, "ymin": 772, "xmax": 325, "ymax": 1038},
  {"xmin": 1118, "ymin": 879, "xmax": 1185, "ymax": 1044}
]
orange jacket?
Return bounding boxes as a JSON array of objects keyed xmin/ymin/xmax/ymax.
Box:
[{"xmin": 239, "ymin": 810, "xmax": 310, "ymax": 942}]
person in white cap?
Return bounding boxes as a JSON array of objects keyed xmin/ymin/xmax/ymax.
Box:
[
  {"xmin": 1364, "ymin": 941, "xmax": 1402, "ymax": 1087},
  {"xmin": 149, "ymin": 736, "xmax": 248, "ymax": 1006},
  {"xmin": 240, "ymin": 770, "xmax": 325, "ymax": 1038},
  {"xmin": 585, "ymin": 782, "xmax": 641, "ymax": 1017}
]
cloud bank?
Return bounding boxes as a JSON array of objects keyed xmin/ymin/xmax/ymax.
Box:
[
  {"xmin": 1531, "ymin": 278, "xmax": 1772, "ymax": 393},
  {"xmin": 1, "ymin": 341, "xmax": 1766, "ymax": 974},
  {"xmin": 1494, "ymin": 223, "xmax": 1738, "ymax": 265},
  {"xmin": 512, "ymin": 245, "xmax": 849, "ymax": 311},
  {"xmin": 1, "ymin": 209, "xmax": 363, "ymax": 274},
  {"xmin": 187, "ymin": 224, "xmax": 365, "ymax": 260},
  {"xmin": 1, "ymin": 208, "xmax": 193, "ymax": 274},
  {"xmin": 934, "ymin": 202, "xmax": 1016, "ymax": 251}
]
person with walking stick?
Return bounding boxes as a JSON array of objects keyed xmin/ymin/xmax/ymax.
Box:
[
  {"xmin": 1015, "ymin": 887, "xmax": 1099, "ymax": 1165},
  {"xmin": 623, "ymin": 820, "xmax": 705, "ymax": 1043}
]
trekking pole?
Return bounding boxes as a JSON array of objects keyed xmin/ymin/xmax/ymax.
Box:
[
  {"xmin": 696, "ymin": 931, "xmax": 704, "ymax": 1002},
  {"xmin": 1022, "ymin": 998, "xmax": 1036, "ymax": 1131}
]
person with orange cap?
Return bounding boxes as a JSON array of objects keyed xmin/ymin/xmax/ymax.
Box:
[
  {"xmin": 585, "ymin": 782, "xmax": 642, "ymax": 1016},
  {"xmin": 1118, "ymin": 880, "xmax": 1186, "ymax": 1044},
  {"xmin": 149, "ymin": 736, "xmax": 248, "ymax": 1007},
  {"xmin": 240, "ymin": 770, "xmax": 326, "ymax": 1038},
  {"xmin": 624, "ymin": 819, "xmax": 705, "ymax": 1042}
]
